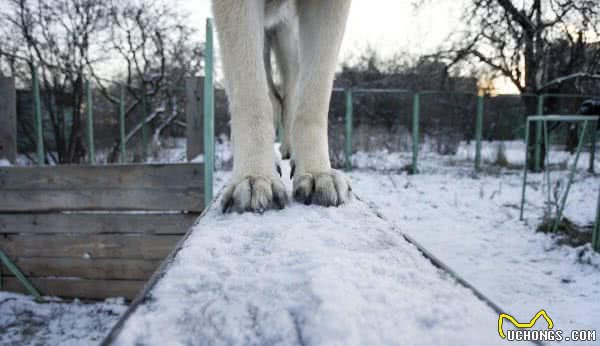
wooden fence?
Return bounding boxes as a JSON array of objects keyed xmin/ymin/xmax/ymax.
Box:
[{"xmin": 0, "ymin": 163, "xmax": 203, "ymax": 299}]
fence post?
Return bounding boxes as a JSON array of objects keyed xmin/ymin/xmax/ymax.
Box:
[
  {"xmin": 85, "ymin": 80, "xmax": 95, "ymax": 164},
  {"xmin": 519, "ymin": 118, "xmax": 530, "ymax": 221},
  {"xmin": 345, "ymin": 89, "xmax": 353, "ymax": 171},
  {"xmin": 534, "ymin": 94, "xmax": 544, "ymax": 172},
  {"xmin": 119, "ymin": 84, "xmax": 126, "ymax": 163},
  {"xmin": 0, "ymin": 77, "xmax": 17, "ymax": 163},
  {"xmin": 185, "ymin": 77, "xmax": 204, "ymax": 161},
  {"xmin": 141, "ymin": 82, "xmax": 148, "ymax": 162},
  {"xmin": 475, "ymin": 95, "xmax": 484, "ymax": 172},
  {"xmin": 203, "ymin": 18, "xmax": 215, "ymax": 206},
  {"xmin": 593, "ymin": 188, "xmax": 600, "ymax": 252},
  {"xmin": 411, "ymin": 92, "xmax": 420, "ymax": 174},
  {"xmin": 589, "ymin": 120, "xmax": 596, "ymax": 174},
  {"xmin": 32, "ymin": 67, "xmax": 45, "ymax": 165}
]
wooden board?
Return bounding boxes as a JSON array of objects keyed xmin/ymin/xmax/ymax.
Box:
[
  {"xmin": 1, "ymin": 257, "xmax": 161, "ymax": 280},
  {"xmin": 0, "ymin": 163, "xmax": 203, "ymax": 190},
  {"xmin": 1, "ymin": 234, "xmax": 181, "ymax": 260},
  {"xmin": 0, "ymin": 213, "xmax": 197, "ymax": 235},
  {"xmin": 185, "ymin": 77, "xmax": 204, "ymax": 161},
  {"xmin": 0, "ymin": 77, "xmax": 17, "ymax": 163},
  {"xmin": 3, "ymin": 277, "xmax": 144, "ymax": 300},
  {"xmin": 0, "ymin": 189, "xmax": 203, "ymax": 212}
]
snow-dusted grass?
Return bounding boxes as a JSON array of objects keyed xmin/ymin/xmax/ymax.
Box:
[
  {"xmin": 0, "ymin": 292, "xmax": 126, "ymax": 346},
  {"xmin": 351, "ymin": 166, "xmax": 600, "ymax": 343}
]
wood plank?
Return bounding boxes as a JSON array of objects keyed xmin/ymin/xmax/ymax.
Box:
[
  {"xmin": 2, "ymin": 257, "xmax": 161, "ymax": 280},
  {"xmin": 0, "ymin": 77, "xmax": 17, "ymax": 164},
  {"xmin": 185, "ymin": 77, "xmax": 204, "ymax": 161},
  {"xmin": 1, "ymin": 234, "xmax": 181, "ymax": 260},
  {"xmin": 0, "ymin": 213, "xmax": 198, "ymax": 235},
  {"xmin": 0, "ymin": 163, "xmax": 203, "ymax": 190},
  {"xmin": 0, "ymin": 188, "xmax": 203, "ymax": 212},
  {"xmin": 3, "ymin": 277, "xmax": 144, "ymax": 300}
]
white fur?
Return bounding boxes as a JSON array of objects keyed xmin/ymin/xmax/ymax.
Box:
[{"xmin": 213, "ymin": 0, "xmax": 352, "ymax": 212}]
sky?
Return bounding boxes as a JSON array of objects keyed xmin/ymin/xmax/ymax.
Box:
[{"xmin": 179, "ymin": 0, "xmax": 517, "ymax": 93}]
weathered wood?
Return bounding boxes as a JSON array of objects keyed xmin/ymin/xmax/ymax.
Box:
[
  {"xmin": 0, "ymin": 77, "xmax": 17, "ymax": 163},
  {"xmin": 185, "ymin": 77, "xmax": 204, "ymax": 161},
  {"xmin": 0, "ymin": 163, "xmax": 203, "ymax": 190},
  {"xmin": 0, "ymin": 213, "xmax": 197, "ymax": 235},
  {"xmin": 1, "ymin": 234, "xmax": 180, "ymax": 259},
  {"xmin": 3, "ymin": 277, "xmax": 144, "ymax": 300},
  {"xmin": 2, "ymin": 257, "xmax": 161, "ymax": 280},
  {"xmin": 0, "ymin": 189, "xmax": 203, "ymax": 212}
]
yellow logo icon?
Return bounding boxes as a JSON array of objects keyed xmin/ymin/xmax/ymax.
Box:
[{"xmin": 498, "ymin": 310, "xmax": 554, "ymax": 339}]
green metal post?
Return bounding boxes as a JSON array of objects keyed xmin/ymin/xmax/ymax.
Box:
[
  {"xmin": 589, "ymin": 121, "xmax": 596, "ymax": 174},
  {"xmin": 543, "ymin": 120, "xmax": 551, "ymax": 217},
  {"xmin": 534, "ymin": 95, "xmax": 544, "ymax": 172},
  {"xmin": 475, "ymin": 95, "xmax": 484, "ymax": 172},
  {"xmin": 204, "ymin": 18, "xmax": 215, "ymax": 206},
  {"xmin": 85, "ymin": 80, "xmax": 95, "ymax": 164},
  {"xmin": 593, "ymin": 189, "xmax": 600, "ymax": 252},
  {"xmin": 519, "ymin": 119, "xmax": 530, "ymax": 220},
  {"xmin": 119, "ymin": 84, "xmax": 126, "ymax": 163},
  {"xmin": 0, "ymin": 249, "xmax": 42, "ymax": 299},
  {"xmin": 553, "ymin": 121, "xmax": 589, "ymax": 233},
  {"xmin": 141, "ymin": 82, "xmax": 148, "ymax": 162},
  {"xmin": 32, "ymin": 67, "xmax": 44, "ymax": 165},
  {"xmin": 412, "ymin": 92, "xmax": 420, "ymax": 174},
  {"xmin": 345, "ymin": 89, "xmax": 353, "ymax": 171}
]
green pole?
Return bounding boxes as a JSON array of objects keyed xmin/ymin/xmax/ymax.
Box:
[
  {"xmin": 589, "ymin": 121, "xmax": 596, "ymax": 174},
  {"xmin": 543, "ymin": 120, "xmax": 551, "ymax": 217},
  {"xmin": 345, "ymin": 89, "xmax": 353, "ymax": 171},
  {"xmin": 85, "ymin": 80, "xmax": 95, "ymax": 164},
  {"xmin": 119, "ymin": 84, "xmax": 126, "ymax": 163},
  {"xmin": 553, "ymin": 121, "xmax": 589, "ymax": 233},
  {"xmin": 534, "ymin": 95, "xmax": 544, "ymax": 172},
  {"xmin": 32, "ymin": 67, "xmax": 44, "ymax": 165},
  {"xmin": 475, "ymin": 95, "xmax": 484, "ymax": 172},
  {"xmin": 141, "ymin": 82, "xmax": 148, "ymax": 162},
  {"xmin": 519, "ymin": 119, "xmax": 530, "ymax": 220},
  {"xmin": 0, "ymin": 249, "xmax": 42, "ymax": 300},
  {"xmin": 593, "ymin": 188, "xmax": 600, "ymax": 252},
  {"xmin": 412, "ymin": 92, "xmax": 420, "ymax": 174},
  {"xmin": 204, "ymin": 18, "xmax": 215, "ymax": 206}
]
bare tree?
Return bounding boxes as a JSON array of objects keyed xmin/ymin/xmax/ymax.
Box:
[
  {"xmin": 427, "ymin": 0, "xmax": 600, "ymax": 169},
  {"xmin": 0, "ymin": 0, "xmax": 201, "ymax": 164}
]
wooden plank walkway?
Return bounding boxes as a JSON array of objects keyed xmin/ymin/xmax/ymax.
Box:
[{"xmin": 103, "ymin": 194, "xmax": 519, "ymax": 346}]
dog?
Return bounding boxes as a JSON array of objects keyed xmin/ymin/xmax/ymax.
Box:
[{"xmin": 213, "ymin": 0, "xmax": 352, "ymax": 213}]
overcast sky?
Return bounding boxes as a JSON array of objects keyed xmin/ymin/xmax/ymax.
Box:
[{"xmin": 179, "ymin": 0, "xmax": 518, "ymax": 92}]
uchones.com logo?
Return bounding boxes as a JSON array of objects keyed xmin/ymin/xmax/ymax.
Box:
[{"xmin": 498, "ymin": 310, "xmax": 596, "ymax": 342}]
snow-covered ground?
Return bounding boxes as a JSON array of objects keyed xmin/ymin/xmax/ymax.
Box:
[
  {"xmin": 2, "ymin": 139, "xmax": 599, "ymax": 345},
  {"xmin": 0, "ymin": 292, "xmax": 126, "ymax": 346}
]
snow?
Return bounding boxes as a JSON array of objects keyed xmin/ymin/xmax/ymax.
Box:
[
  {"xmin": 0, "ymin": 158, "xmax": 11, "ymax": 167},
  {"xmin": 0, "ymin": 292, "xmax": 126, "ymax": 346},
  {"xmin": 350, "ymin": 165, "xmax": 600, "ymax": 344},
  {"xmin": 113, "ymin": 163, "xmax": 506, "ymax": 346},
  {"xmin": 2, "ymin": 138, "xmax": 599, "ymax": 345}
]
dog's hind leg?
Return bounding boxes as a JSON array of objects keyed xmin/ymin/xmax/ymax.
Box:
[{"xmin": 213, "ymin": 0, "xmax": 287, "ymax": 213}]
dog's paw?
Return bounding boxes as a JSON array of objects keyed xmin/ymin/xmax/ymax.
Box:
[
  {"xmin": 293, "ymin": 170, "xmax": 352, "ymax": 207},
  {"xmin": 222, "ymin": 176, "xmax": 288, "ymax": 213}
]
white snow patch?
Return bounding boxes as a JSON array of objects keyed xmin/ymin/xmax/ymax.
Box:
[
  {"xmin": 114, "ymin": 166, "xmax": 505, "ymax": 346},
  {"xmin": 0, "ymin": 292, "xmax": 127, "ymax": 346},
  {"xmin": 0, "ymin": 158, "xmax": 11, "ymax": 166}
]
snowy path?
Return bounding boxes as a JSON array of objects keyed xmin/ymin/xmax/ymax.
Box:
[
  {"xmin": 351, "ymin": 168, "xmax": 600, "ymax": 344},
  {"xmin": 108, "ymin": 194, "xmax": 507, "ymax": 345}
]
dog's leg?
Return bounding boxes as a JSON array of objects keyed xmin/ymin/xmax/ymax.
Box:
[
  {"xmin": 271, "ymin": 22, "xmax": 300, "ymax": 161},
  {"xmin": 213, "ymin": 0, "xmax": 287, "ymax": 213},
  {"xmin": 292, "ymin": 0, "xmax": 352, "ymax": 206}
]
